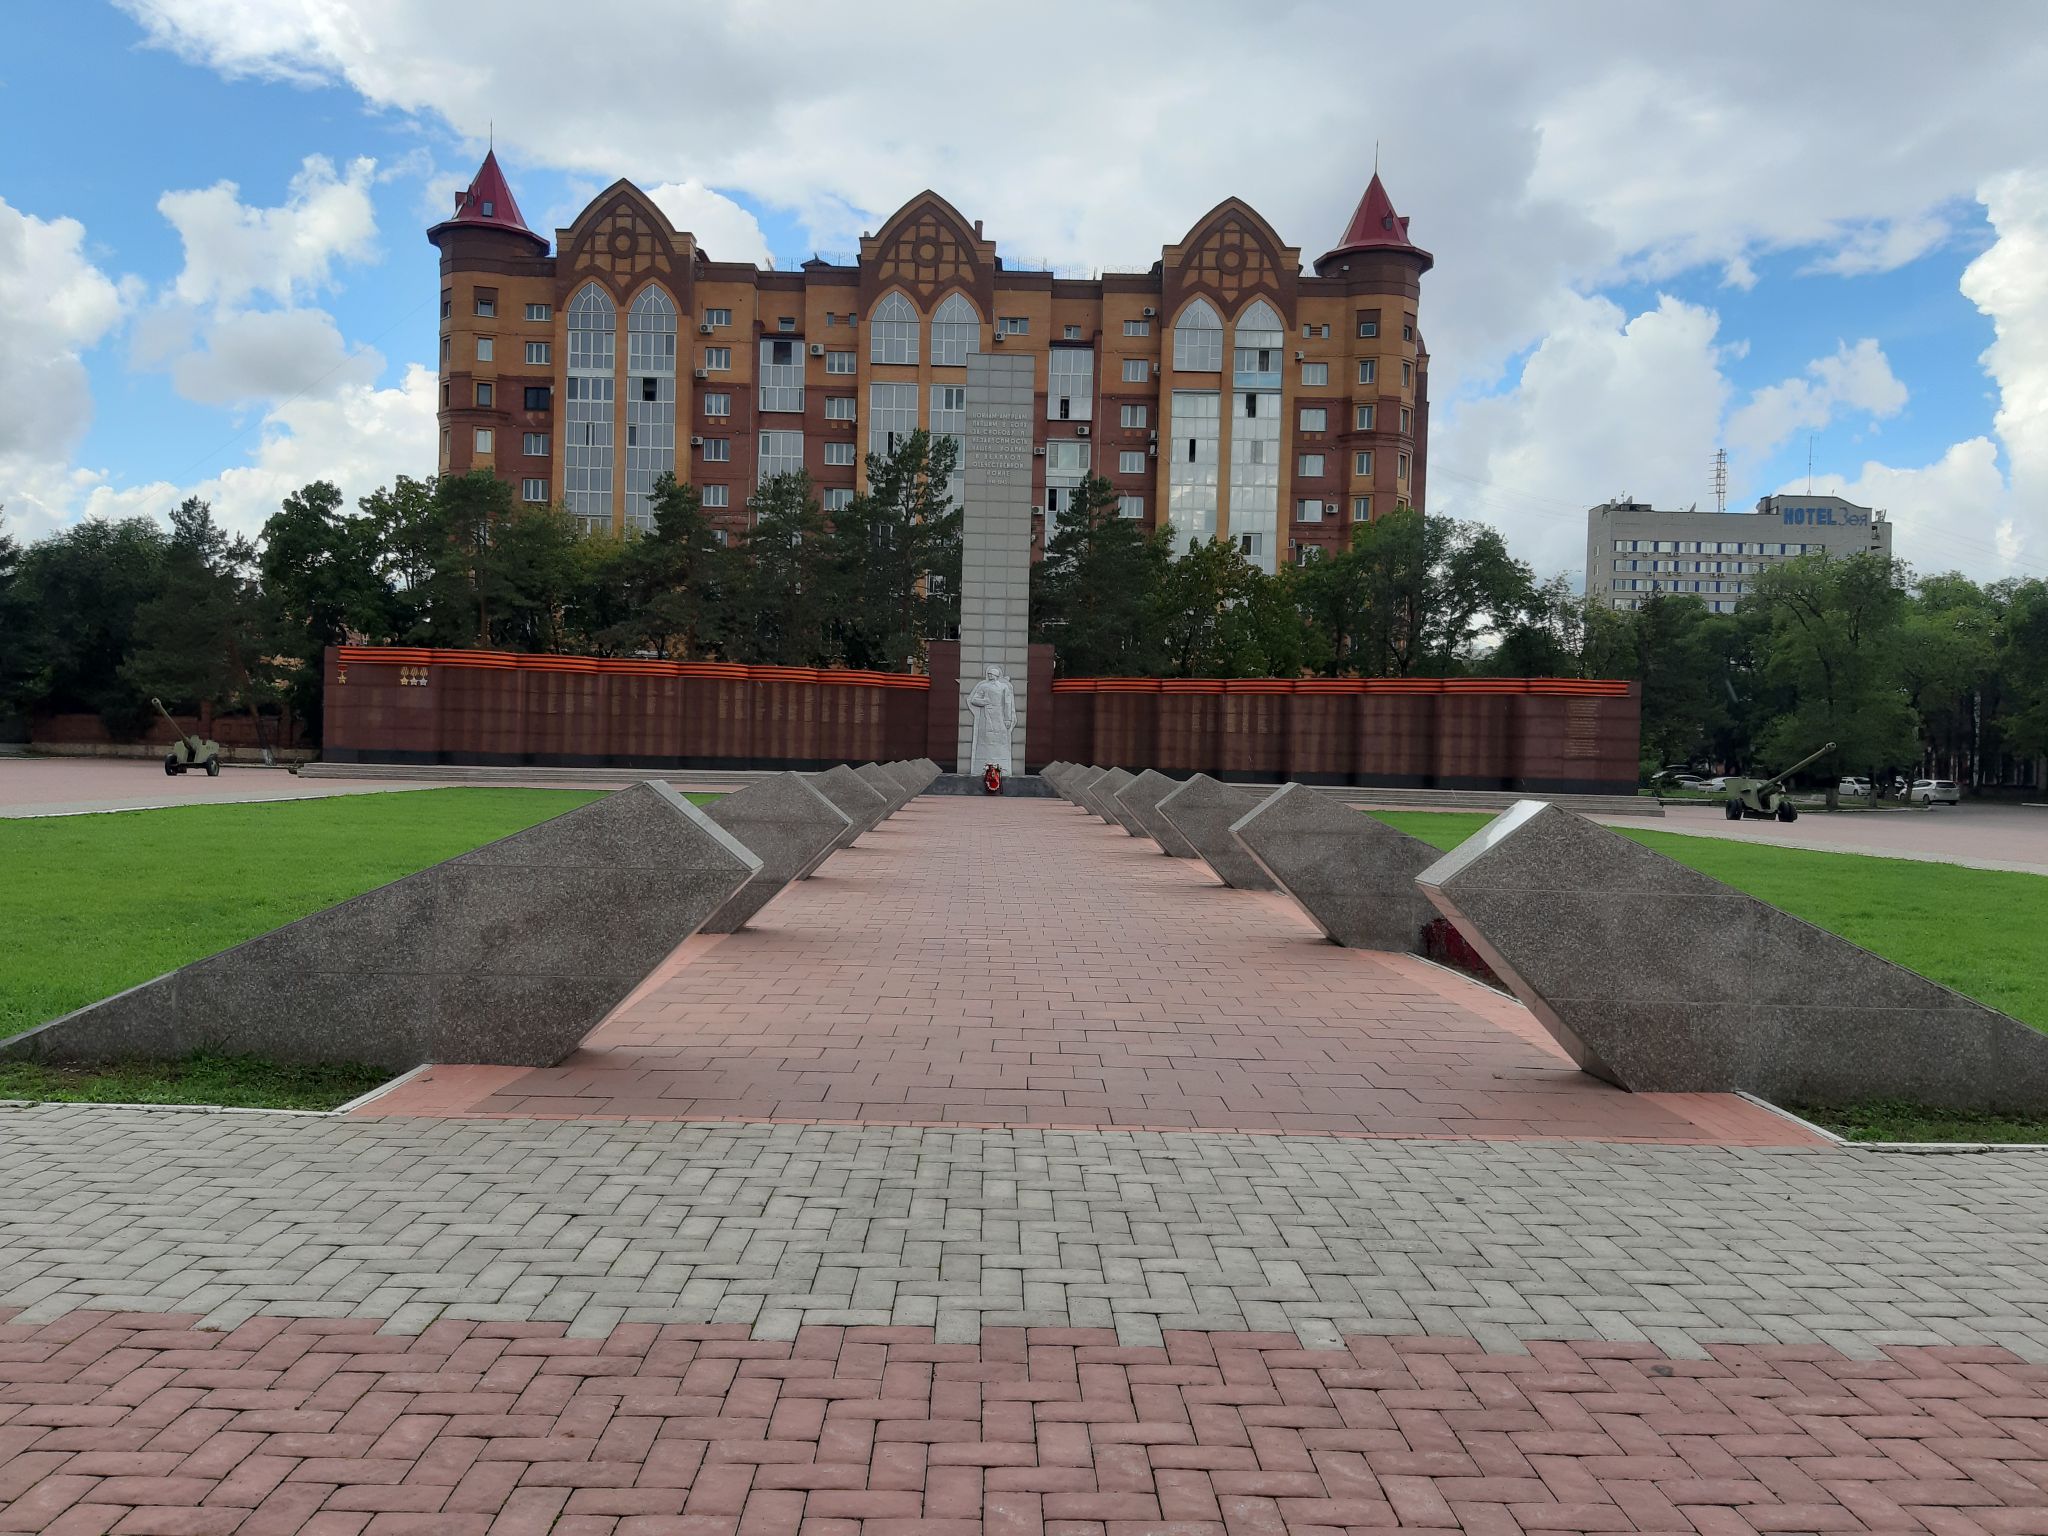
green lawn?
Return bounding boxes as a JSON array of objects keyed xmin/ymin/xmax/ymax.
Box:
[
  {"xmin": 1372, "ymin": 809, "xmax": 2048, "ymax": 1031},
  {"xmin": 0, "ymin": 1052, "xmax": 391, "ymax": 1111},
  {"xmin": 1, "ymin": 787, "xmax": 608, "ymax": 1040}
]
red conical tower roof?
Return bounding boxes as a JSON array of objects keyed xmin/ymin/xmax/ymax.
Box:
[
  {"xmin": 428, "ymin": 150, "xmax": 548, "ymax": 253},
  {"xmin": 1315, "ymin": 172, "xmax": 1430, "ymax": 272}
]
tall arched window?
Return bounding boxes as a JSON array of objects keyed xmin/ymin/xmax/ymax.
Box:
[
  {"xmin": 1172, "ymin": 297, "xmax": 1222, "ymax": 372},
  {"xmin": 1232, "ymin": 299, "xmax": 1283, "ymax": 385},
  {"xmin": 1229, "ymin": 298, "xmax": 1283, "ymax": 573},
  {"xmin": 870, "ymin": 291, "xmax": 919, "ymax": 366},
  {"xmin": 624, "ymin": 287, "xmax": 677, "ymax": 532},
  {"xmin": 565, "ymin": 283, "xmax": 617, "ymax": 530},
  {"xmin": 930, "ymin": 292, "xmax": 980, "ymax": 368}
]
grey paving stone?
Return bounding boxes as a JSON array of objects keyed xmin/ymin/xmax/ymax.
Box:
[{"xmin": 3, "ymin": 1107, "xmax": 2048, "ymax": 1357}]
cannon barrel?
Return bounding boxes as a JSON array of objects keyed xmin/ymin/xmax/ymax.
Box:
[
  {"xmin": 150, "ymin": 696, "xmax": 184, "ymax": 736},
  {"xmin": 1755, "ymin": 741, "xmax": 1836, "ymax": 795}
]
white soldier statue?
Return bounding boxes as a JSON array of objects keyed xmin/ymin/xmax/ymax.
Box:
[{"xmin": 966, "ymin": 663, "xmax": 1016, "ymax": 779}]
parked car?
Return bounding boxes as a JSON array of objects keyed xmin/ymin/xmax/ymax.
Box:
[
  {"xmin": 1909, "ymin": 778, "xmax": 1961, "ymax": 806},
  {"xmin": 1667, "ymin": 774, "xmax": 1710, "ymax": 791},
  {"xmin": 1701, "ymin": 776, "xmax": 1738, "ymax": 792},
  {"xmin": 1838, "ymin": 777, "xmax": 1872, "ymax": 797}
]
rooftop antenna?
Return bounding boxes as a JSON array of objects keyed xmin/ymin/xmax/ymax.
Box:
[
  {"xmin": 1712, "ymin": 447, "xmax": 1727, "ymax": 514},
  {"xmin": 1807, "ymin": 434, "xmax": 1814, "ymax": 494},
  {"xmin": 1374, "ymin": 141, "xmax": 1380, "ymax": 175},
  {"xmin": 488, "ymin": 120, "xmax": 494, "ymax": 151}
]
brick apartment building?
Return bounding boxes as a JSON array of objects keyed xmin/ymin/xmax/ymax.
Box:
[{"xmin": 429, "ymin": 153, "xmax": 1431, "ymax": 572}]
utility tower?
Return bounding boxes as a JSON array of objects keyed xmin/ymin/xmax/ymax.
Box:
[{"xmin": 1712, "ymin": 447, "xmax": 1728, "ymax": 515}]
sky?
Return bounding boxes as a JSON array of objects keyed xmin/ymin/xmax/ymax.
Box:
[{"xmin": 3, "ymin": 0, "xmax": 2046, "ymax": 590}]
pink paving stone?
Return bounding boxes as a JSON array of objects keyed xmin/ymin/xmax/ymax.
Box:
[{"xmin": 359, "ymin": 796, "xmax": 1817, "ymax": 1146}]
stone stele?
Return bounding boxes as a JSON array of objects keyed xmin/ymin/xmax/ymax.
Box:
[
  {"xmin": 1089, "ymin": 768, "xmax": 1138, "ymax": 826},
  {"xmin": 856, "ymin": 761, "xmax": 913, "ymax": 817},
  {"xmin": 1416, "ymin": 799, "xmax": 2048, "ymax": 1112},
  {"xmin": 701, "ymin": 772, "xmax": 851, "ymax": 929},
  {"xmin": 1155, "ymin": 774, "xmax": 1278, "ymax": 889},
  {"xmin": 0, "ymin": 782, "xmax": 761, "ymax": 1074},
  {"xmin": 1062, "ymin": 765, "xmax": 1110, "ymax": 816},
  {"xmin": 881, "ymin": 760, "xmax": 930, "ymax": 799},
  {"xmin": 1041, "ymin": 762, "xmax": 1082, "ymax": 801},
  {"xmin": 1117, "ymin": 769, "xmax": 1199, "ymax": 858},
  {"xmin": 808, "ymin": 765, "xmax": 890, "ymax": 846},
  {"xmin": 1230, "ymin": 782, "xmax": 1439, "ymax": 952}
]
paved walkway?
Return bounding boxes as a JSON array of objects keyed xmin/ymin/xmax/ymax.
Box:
[
  {"xmin": 0, "ymin": 758, "xmax": 431, "ymax": 818},
  {"xmin": 1607, "ymin": 802, "xmax": 2048, "ymax": 877},
  {"xmin": 367, "ymin": 797, "xmax": 1805, "ymax": 1146},
  {"xmin": 9, "ymin": 794, "xmax": 2048, "ymax": 1531}
]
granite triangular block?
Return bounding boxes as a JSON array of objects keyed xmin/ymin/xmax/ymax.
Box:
[
  {"xmin": 0, "ymin": 782, "xmax": 761, "ymax": 1073},
  {"xmin": 703, "ymin": 772, "xmax": 851, "ymax": 926},
  {"xmin": 1156, "ymin": 774, "xmax": 1278, "ymax": 889},
  {"xmin": 1416, "ymin": 800, "xmax": 2048, "ymax": 1110},
  {"xmin": 1230, "ymin": 783, "xmax": 1438, "ymax": 951}
]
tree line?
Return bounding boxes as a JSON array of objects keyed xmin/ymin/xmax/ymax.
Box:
[{"xmin": 4, "ymin": 438, "xmax": 2046, "ymax": 789}]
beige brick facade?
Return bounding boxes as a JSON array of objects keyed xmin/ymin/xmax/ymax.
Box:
[{"xmin": 430, "ymin": 158, "xmax": 1431, "ymax": 569}]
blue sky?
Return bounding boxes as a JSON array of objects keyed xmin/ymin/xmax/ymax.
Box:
[{"xmin": 2, "ymin": 1, "xmax": 2043, "ymax": 586}]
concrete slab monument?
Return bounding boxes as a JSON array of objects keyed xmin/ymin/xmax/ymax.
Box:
[
  {"xmin": 1230, "ymin": 783, "xmax": 1439, "ymax": 951},
  {"xmin": 1089, "ymin": 768, "xmax": 1137, "ymax": 825},
  {"xmin": 1117, "ymin": 769, "xmax": 1198, "ymax": 857},
  {"xmin": 809, "ymin": 764, "xmax": 890, "ymax": 845},
  {"xmin": 881, "ymin": 760, "xmax": 929, "ymax": 800},
  {"xmin": 959, "ymin": 352, "xmax": 1036, "ymax": 774},
  {"xmin": 1156, "ymin": 774, "xmax": 1279, "ymax": 889},
  {"xmin": 1100, "ymin": 770, "xmax": 1153, "ymax": 836},
  {"xmin": 856, "ymin": 761, "xmax": 913, "ymax": 817},
  {"xmin": 0, "ymin": 783, "xmax": 761, "ymax": 1073},
  {"xmin": 1061, "ymin": 765, "xmax": 1107, "ymax": 813},
  {"xmin": 702, "ymin": 773, "xmax": 851, "ymax": 929},
  {"xmin": 1417, "ymin": 800, "xmax": 2048, "ymax": 1111}
]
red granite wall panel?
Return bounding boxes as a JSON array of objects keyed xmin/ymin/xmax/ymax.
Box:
[
  {"xmin": 1434, "ymin": 692, "xmax": 1513, "ymax": 786},
  {"xmin": 1219, "ymin": 684, "xmax": 1288, "ymax": 780},
  {"xmin": 1286, "ymin": 687, "xmax": 1355, "ymax": 782}
]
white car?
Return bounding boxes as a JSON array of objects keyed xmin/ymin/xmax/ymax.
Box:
[
  {"xmin": 1910, "ymin": 778, "xmax": 1961, "ymax": 806},
  {"xmin": 1838, "ymin": 777, "xmax": 1872, "ymax": 797}
]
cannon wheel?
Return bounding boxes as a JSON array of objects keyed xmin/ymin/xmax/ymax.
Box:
[
  {"xmin": 164, "ymin": 755, "xmax": 180, "ymax": 777},
  {"xmin": 1724, "ymin": 798, "xmax": 1743, "ymax": 821},
  {"xmin": 205, "ymin": 756, "xmax": 221, "ymax": 777},
  {"xmin": 1776, "ymin": 800, "xmax": 1799, "ymax": 822}
]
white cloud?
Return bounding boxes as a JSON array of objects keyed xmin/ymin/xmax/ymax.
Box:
[
  {"xmin": 1720, "ymin": 255, "xmax": 1758, "ymax": 291},
  {"xmin": 1777, "ymin": 440, "xmax": 2007, "ymax": 578},
  {"xmin": 158, "ymin": 153, "xmax": 378, "ymax": 308},
  {"xmin": 0, "ymin": 196, "xmax": 133, "ymax": 539},
  {"xmin": 1431, "ymin": 292, "xmax": 1732, "ymax": 581},
  {"xmin": 1726, "ymin": 339, "xmax": 1908, "ymax": 461},
  {"xmin": 117, "ymin": 0, "xmax": 2048, "ymax": 393},
  {"xmin": 166, "ymin": 307, "xmax": 383, "ymax": 406},
  {"xmin": 1964, "ymin": 170, "xmax": 2048, "ymax": 536},
  {"xmin": 645, "ymin": 180, "xmax": 772, "ymax": 267},
  {"xmin": 1800, "ymin": 213, "xmax": 1952, "ymax": 278},
  {"xmin": 64, "ymin": 365, "xmax": 438, "ymax": 540}
]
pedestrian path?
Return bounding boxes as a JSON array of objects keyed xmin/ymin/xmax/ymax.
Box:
[
  {"xmin": 367, "ymin": 796, "xmax": 1809, "ymax": 1146},
  {"xmin": 8, "ymin": 791, "xmax": 2048, "ymax": 1532}
]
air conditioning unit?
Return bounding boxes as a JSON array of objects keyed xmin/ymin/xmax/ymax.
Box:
[
  {"xmin": 1295, "ymin": 350, "xmax": 1306, "ymax": 361},
  {"xmin": 698, "ymin": 323, "xmax": 714, "ymax": 335},
  {"xmin": 1032, "ymin": 445, "xmax": 1047, "ymax": 457},
  {"xmin": 991, "ymin": 331, "xmax": 1005, "ymax": 343},
  {"xmin": 1075, "ymin": 425, "xmax": 1089, "ymax": 437},
  {"xmin": 1151, "ymin": 361, "xmax": 1160, "ymax": 376},
  {"xmin": 1141, "ymin": 306, "xmax": 1156, "ymax": 317},
  {"xmin": 690, "ymin": 435, "xmax": 703, "ymax": 447},
  {"xmin": 1147, "ymin": 430, "xmax": 1158, "ymax": 442},
  {"xmin": 1148, "ymin": 444, "xmax": 1158, "ymax": 457},
  {"xmin": 809, "ymin": 343, "xmax": 825, "ymax": 356},
  {"xmin": 693, "ymin": 368, "xmax": 708, "ymax": 379}
]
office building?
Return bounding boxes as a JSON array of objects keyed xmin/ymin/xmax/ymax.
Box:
[{"xmin": 1586, "ymin": 494, "xmax": 1892, "ymax": 612}]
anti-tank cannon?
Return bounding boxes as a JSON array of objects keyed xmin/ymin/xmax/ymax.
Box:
[{"xmin": 1722, "ymin": 741, "xmax": 1834, "ymax": 822}]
